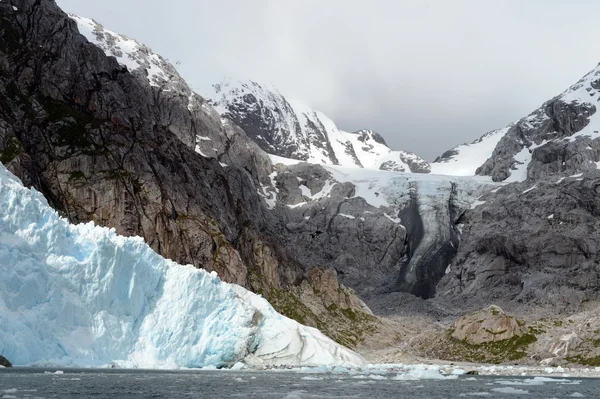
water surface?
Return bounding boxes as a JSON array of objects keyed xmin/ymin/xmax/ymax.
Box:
[{"xmin": 0, "ymin": 368, "xmax": 596, "ymax": 398}]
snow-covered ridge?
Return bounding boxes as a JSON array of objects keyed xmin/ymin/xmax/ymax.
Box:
[
  {"xmin": 0, "ymin": 163, "xmax": 364, "ymax": 369},
  {"xmin": 70, "ymin": 15, "xmax": 178, "ymax": 89},
  {"xmin": 206, "ymin": 79, "xmax": 431, "ymax": 173},
  {"xmin": 70, "ymin": 14, "xmax": 234, "ymax": 160},
  {"xmin": 433, "ymin": 63, "xmax": 600, "ymax": 181},
  {"xmin": 431, "ymin": 127, "xmax": 510, "ymax": 176}
]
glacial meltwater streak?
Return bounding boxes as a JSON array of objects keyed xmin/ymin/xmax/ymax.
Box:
[{"xmin": 0, "ymin": 368, "xmax": 597, "ymax": 398}]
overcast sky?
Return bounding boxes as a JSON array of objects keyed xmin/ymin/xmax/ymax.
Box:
[{"xmin": 57, "ymin": 0, "xmax": 600, "ymax": 160}]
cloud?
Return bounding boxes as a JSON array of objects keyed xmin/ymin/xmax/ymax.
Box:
[{"xmin": 57, "ymin": 0, "xmax": 600, "ymax": 160}]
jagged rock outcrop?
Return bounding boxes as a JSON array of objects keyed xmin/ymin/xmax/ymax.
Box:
[
  {"xmin": 0, "ymin": 0, "xmax": 373, "ymax": 347},
  {"xmin": 437, "ymin": 171, "xmax": 600, "ymax": 314},
  {"xmin": 451, "ymin": 305, "xmax": 526, "ymax": 345},
  {"xmin": 476, "ymin": 97, "xmax": 599, "ymax": 182},
  {"xmin": 0, "ymin": 355, "xmax": 11, "ymax": 368},
  {"xmin": 206, "ymin": 80, "xmax": 431, "ymax": 173}
]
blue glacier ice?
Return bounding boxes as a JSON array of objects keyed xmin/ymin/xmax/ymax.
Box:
[{"xmin": 0, "ymin": 164, "xmax": 364, "ymax": 368}]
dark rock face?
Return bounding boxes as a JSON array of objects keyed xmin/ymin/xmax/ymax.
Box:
[
  {"xmin": 0, "ymin": 0, "xmax": 285, "ymax": 287},
  {"xmin": 273, "ymin": 164, "xmax": 407, "ymax": 296},
  {"xmin": 437, "ymin": 171, "xmax": 600, "ymax": 314},
  {"xmin": 433, "ymin": 149, "xmax": 459, "ymax": 164},
  {"xmin": 355, "ymin": 129, "xmax": 388, "ymax": 146},
  {"xmin": 0, "ymin": 355, "xmax": 11, "ymax": 367},
  {"xmin": 209, "ymin": 81, "xmax": 340, "ymax": 163},
  {"xmin": 427, "ymin": 67, "xmax": 600, "ymax": 318}
]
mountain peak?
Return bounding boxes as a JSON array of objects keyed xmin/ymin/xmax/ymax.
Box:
[
  {"xmin": 432, "ymin": 63, "xmax": 600, "ymax": 181},
  {"xmin": 352, "ymin": 129, "xmax": 388, "ymax": 147},
  {"xmin": 204, "ymin": 79, "xmax": 431, "ymax": 173}
]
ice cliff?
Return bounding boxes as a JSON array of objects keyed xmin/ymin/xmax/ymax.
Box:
[{"xmin": 0, "ymin": 164, "xmax": 364, "ymax": 368}]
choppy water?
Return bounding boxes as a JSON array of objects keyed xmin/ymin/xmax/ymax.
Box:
[{"xmin": 0, "ymin": 368, "xmax": 597, "ymax": 398}]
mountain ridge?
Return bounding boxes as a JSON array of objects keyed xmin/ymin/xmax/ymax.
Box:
[
  {"xmin": 432, "ymin": 63, "xmax": 600, "ymax": 181},
  {"xmin": 205, "ymin": 79, "xmax": 432, "ymax": 173}
]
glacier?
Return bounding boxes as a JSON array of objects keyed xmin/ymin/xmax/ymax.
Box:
[{"xmin": 0, "ymin": 164, "xmax": 365, "ymax": 369}]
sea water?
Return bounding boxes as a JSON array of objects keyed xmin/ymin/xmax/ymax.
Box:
[{"xmin": 0, "ymin": 368, "xmax": 596, "ymax": 398}]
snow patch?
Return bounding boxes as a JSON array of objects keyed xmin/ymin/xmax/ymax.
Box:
[{"xmin": 522, "ymin": 184, "xmax": 538, "ymax": 194}]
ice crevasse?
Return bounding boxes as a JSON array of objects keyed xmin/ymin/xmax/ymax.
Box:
[{"xmin": 0, "ymin": 164, "xmax": 365, "ymax": 368}]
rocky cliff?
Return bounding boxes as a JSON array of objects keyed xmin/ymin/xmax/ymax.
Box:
[
  {"xmin": 0, "ymin": 0, "xmax": 498, "ymax": 315},
  {"xmin": 430, "ymin": 62, "xmax": 600, "ymax": 334},
  {"xmin": 437, "ymin": 171, "xmax": 600, "ymax": 315},
  {"xmin": 266, "ymin": 158, "xmax": 492, "ymax": 299}
]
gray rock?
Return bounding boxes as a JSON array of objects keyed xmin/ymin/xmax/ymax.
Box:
[
  {"xmin": 476, "ymin": 97, "xmax": 599, "ymax": 182},
  {"xmin": 270, "ymin": 162, "xmax": 490, "ymax": 298},
  {"xmin": 437, "ymin": 171, "xmax": 600, "ymax": 314}
]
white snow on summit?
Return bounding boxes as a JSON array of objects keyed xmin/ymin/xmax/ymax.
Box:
[
  {"xmin": 433, "ymin": 62, "xmax": 600, "ymax": 181},
  {"xmin": 70, "ymin": 15, "xmax": 176, "ymax": 88},
  {"xmin": 430, "ymin": 127, "xmax": 509, "ymax": 176},
  {"xmin": 0, "ymin": 164, "xmax": 364, "ymax": 369},
  {"xmin": 206, "ymin": 79, "xmax": 431, "ymax": 173},
  {"xmin": 70, "ymin": 15, "xmax": 430, "ymax": 174}
]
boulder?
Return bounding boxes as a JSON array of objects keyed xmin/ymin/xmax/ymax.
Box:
[{"xmin": 451, "ymin": 305, "xmax": 526, "ymax": 345}]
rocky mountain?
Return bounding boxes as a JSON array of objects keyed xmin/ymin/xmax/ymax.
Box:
[
  {"xmin": 0, "ymin": 0, "xmax": 381, "ymax": 351},
  {"xmin": 206, "ymin": 80, "xmax": 431, "ymax": 173},
  {"xmin": 432, "ymin": 65, "xmax": 600, "ymax": 182},
  {"xmin": 0, "ymin": 1, "xmax": 492, "ymax": 343},
  {"xmin": 438, "ymin": 171, "xmax": 600, "ymax": 314},
  {"xmin": 4, "ymin": 0, "xmax": 600, "ymax": 369},
  {"xmin": 431, "ymin": 62, "xmax": 600, "ymax": 323},
  {"xmin": 63, "ymin": 12, "xmax": 478, "ymax": 304}
]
